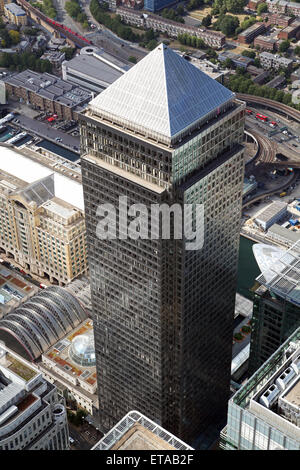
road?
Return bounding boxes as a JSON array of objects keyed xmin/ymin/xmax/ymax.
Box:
[{"xmin": 11, "ymin": 115, "xmax": 80, "ymax": 153}]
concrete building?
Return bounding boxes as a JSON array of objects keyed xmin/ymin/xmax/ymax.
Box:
[
  {"xmin": 259, "ymin": 51, "xmax": 293, "ymax": 69},
  {"xmin": 221, "ymin": 326, "xmax": 300, "ymax": 450},
  {"xmin": 0, "ymin": 343, "xmax": 69, "ymax": 450},
  {"xmin": 247, "ymin": 0, "xmax": 265, "ymax": 10},
  {"xmin": 62, "ymin": 46, "xmax": 131, "ymax": 94},
  {"xmin": 254, "ymin": 35, "xmax": 278, "ymax": 51},
  {"xmin": 80, "ymin": 44, "xmax": 245, "ymax": 444},
  {"xmin": 249, "ymin": 242, "xmax": 300, "ymax": 374},
  {"xmin": 238, "ymin": 23, "xmax": 266, "ymax": 44},
  {"xmin": 4, "ymin": 2, "xmax": 27, "ymax": 26},
  {"xmin": 3, "ymin": 70, "xmax": 92, "ymax": 122},
  {"xmin": 291, "ymin": 67, "xmax": 300, "ymax": 82},
  {"xmin": 92, "ymin": 411, "xmax": 193, "ymax": 450},
  {"xmin": 116, "ymin": 7, "xmax": 226, "ymax": 48},
  {"xmin": 0, "ymin": 147, "xmax": 87, "ymax": 285},
  {"xmin": 266, "ymin": 74, "xmax": 286, "ymax": 88},
  {"xmin": 254, "ymin": 201, "xmax": 287, "ymax": 230}
]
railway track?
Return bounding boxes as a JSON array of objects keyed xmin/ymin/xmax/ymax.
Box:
[
  {"xmin": 245, "ymin": 128, "xmax": 276, "ymax": 165},
  {"xmin": 237, "ymin": 94, "xmax": 300, "ymax": 124}
]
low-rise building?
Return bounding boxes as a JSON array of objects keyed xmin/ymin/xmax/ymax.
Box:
[
  {"xmin": 278, "ymin": 19, "xmax": 300, "ymax": 40},
  {"xmin": 0, "ymin": 343, "xmax": 70, "ymax": 450},
  {"xmin": 4, "ymin": 2, "xmax": 27, "ymax": 26},
  {"xmin": 218, "ymin": 51, "xmax": 254, "ymax": 69},
  {"xmin": 247, "ymin": 0, "xmax": 265, "ymax": 10},
  {"xmin": 116, "ymin": 7, "xmax": 226, "ymax": 48},
  {"xmin": 254, "ymin": 200, "xmax": 287, "ymax": 230},
  {"xmin": 238, "ymin": 23, "xmax": 266, "ymax": 44},
  {"xmin": 62, "ymin": 46, "xmax": 131, "ymax": 94},
  {"xmin": 261, "ymin": 12, "xmax": 293, "ymax": 28},
  {"xmin": 265, "ymin": 74, "xmax": 286, "ymax": 88},
  {"xmin": 259, "ymin": 51, "xmax": 293, "ymax": 69},
  {"xmin": 267, "ymin": 0, "xmax": 300, "ymax": 16},
  {"xmin": 267, "ymin": 223, "xmax": 300, "ymax": 247},
  {"xmin": 3, "ymin": 70, "xmax": 92, "ymax": 121},
  {"xmin": 144, "ymin": 0, "xmax": 175, "ymax": 12},
  {"xmin": 41, "ymin": 51, "xmax": 66, "ymax": 70},
  {"xmin": 254, "ymin": 34, "xmax": 278, "ymax": 51}
]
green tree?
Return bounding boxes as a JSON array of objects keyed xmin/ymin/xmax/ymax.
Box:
[
  {"xmin": 257, "ymin": 2, "xmax": 268, "ymax": 15},
  {"xmin": 128, "ymin": 55, "xmax": 137, "ymax": 63},
  {"xmin": 202, "ymin": 14, "xmax": 212, "ymax": 27},
  {"xmin": 295, "ymin": 45, "xmax": 300, "ymax": 56},
  {"xmin": 8, "ymin": 30, "xmax": 20, "ymax": 45},
  {"xmin": 217, "ymin": 15, "xmax": 240, "ymax": 36},
  {"xmin": 241, "ymin": 49, "xmax": 256, "ymax": 59},
  {"xmin": 61, "ymin": 47, "xmax": 76, "ymax": 60},
  {"xmin": 279, "ymin": 40, "xmax": 290, "ymax": 53}
]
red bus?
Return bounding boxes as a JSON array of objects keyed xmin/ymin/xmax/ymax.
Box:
[
  {"xmin": 256, "ymin": 113, "xmax": 268, "ymax": 122},
  {"xmin": 246, "ymin": 109, "xmax": 252, "ymax": 114}
]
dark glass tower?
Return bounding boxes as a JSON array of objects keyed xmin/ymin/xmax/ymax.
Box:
[{"xmin": 80, "ymin": 44, "xmax": 245, "ymax": 444}]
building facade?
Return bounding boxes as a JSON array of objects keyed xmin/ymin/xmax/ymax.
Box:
[
  {"xmin": 0, "ymin": 344, "xmax": 69, "ymax": 450},
  {"xmin": 144, "ymin": 0, "xmax": 175, "ymax": 12},
  {"xmin": 259, "ymin": 51, "xmax": 293, "ymax": 70},
  {"xmin": 116, "ymin": 7, "xmax": 226, "ymax": 48},
  {"xmin": 238, "ymin": 23, "xmax": 266, "ymax": 44},
  {"xmin": 0, "ymin": 170, "xmax": 87, "ymax": 285},
  {"xmin": 4, "ymin": 3, "xmax": 27, "ymax": 25},
  {"xmin": 80, "ymin": 44, "xmax": 245, "ymax": 444},
  {"xmin": 220, "ymin": 327, "xmax": 300, "ymax": 450},
  {"xmin": 248, "ymin": 242, "xmax": 300, "ymax": 375}
]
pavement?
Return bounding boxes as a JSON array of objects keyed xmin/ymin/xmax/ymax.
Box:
[{"xmin": 10, "ymin": 114, "xmax": 80, "ymax": 153}]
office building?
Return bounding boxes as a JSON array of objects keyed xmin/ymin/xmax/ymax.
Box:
[
  {"xmin": 92, "ymin": 411, "xmax": 193, "ymax": 450},
  {"xmin": 0, "ymin": 343, "xmax": 69, "ymax": 450},
  {"xmin": 249, "ymin": 242, "xmax": 300, "ymax": 374},
  {"xmin": 220, "ymin": 326, "xmax": 300, "ymax": 450},
  {"xmin": 80, "ymin": 44, "xmax": 245, "ymax": 443},
  {"xmin": 0, "ymin": 148, "xmax": 87, "ymax": 285},
  {"xmin": 62, "ymin": 46, "xmax": 130, "ymax": 94},
  {"xmin": 3, "ymin": 70, "xmax": 92, "ymax": 121},
  {"xmin": 4, "ymin": 3, "xmax": 27, "ymax": 26},
  {"xmin": 267, "ymin": 223, "xmax": 300, "ymax": 248}
]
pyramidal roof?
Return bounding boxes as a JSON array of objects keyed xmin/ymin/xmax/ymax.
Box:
[{"xmin": 89, "ymin": 44, "xmax": 234, "ymax": 144}]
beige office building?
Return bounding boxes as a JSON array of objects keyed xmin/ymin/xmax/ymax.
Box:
[
  {"xmin": 0, "ymin": 167, "xmax": 87, "ymax": 285},
  {"xmin": 4, "ymin": 3, "xmax": 27, "ymax": 26}
]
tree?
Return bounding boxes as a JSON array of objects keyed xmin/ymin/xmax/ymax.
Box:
[
  {"xmin": 202, "ymin": 14, "xmax": 212, "ymax": 27},
  {"xmin": 242, "ymin": 49, "xmax": 256, "ymax": 59},
  {"xmin": 295, "ymin": 45, "xmax": 300, "ymax": 56},
  {"xmin": 128, "ymin": 56, "xmax": 137, "ymax": 63},
  {"xmin": 8, "ymin": 30, "xmax": 20, "ymax": 45},
  {"xmin": 279, "ymin": 39, "xmax": 290, "ymax": 53},
  {"xmin": 257, "ymin": 2, "xmax": 268, "ymax": 15},
  {"xmin": 146, "ymin": 39, "xmax": 158, "ymax": 50},
  {"xmin": 223, "ymin": 57, "xmax": 233, "ymax": 68},
  {"xmin": 217, "ymin": 15, "xmax": 240, "ymax": 36}
]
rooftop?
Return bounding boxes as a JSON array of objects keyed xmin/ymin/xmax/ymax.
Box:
[
  {"xmin": 253, "ymin": 240, "xmax": 300, "ymax": 306},
  {"xmin": 92, "ymin": 411, "xmax": 193, "ymax": 450},
  {"xmin": 89, "ymin": 43, "xmax": 234, "ymax": 145},
  {"xmin": 255, "ymin": 200, "xmax": 287, "ymax": 223},
  {"xmin": 4, "ymin": 3, "xmax": 26, "ymax": 15},
  {"xmin": 0, "ymin": 146, "xmax": 84, "ymax": 210}
]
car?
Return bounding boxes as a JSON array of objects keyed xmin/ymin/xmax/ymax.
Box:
[{"xmin": 69, "ymin": 437, "xmax": 75, "ymax": 444}]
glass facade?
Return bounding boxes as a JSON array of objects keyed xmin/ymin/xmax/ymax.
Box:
[
  {"xmin": 79, "ymin": 48, "xmax": 245, "ymax": 444},
  {"xmin": 249, "ymin": 287, "xmax": 300, "ymax": 375},
  {"xmin": 221, "ymin": 327, "xmax": 300, "ymax": 450}
]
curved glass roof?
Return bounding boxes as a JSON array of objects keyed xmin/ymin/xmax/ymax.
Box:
[
  {"xmin": 253, "ymin": 243, "xmax": 288, "ymax": 283},
  {"xmin": 69, "ymin": 330, "xmax": 96, "ymax": 367},
  {"xmin": 0, "ymin": 286, "xmax": 88, "ymax": 360}
]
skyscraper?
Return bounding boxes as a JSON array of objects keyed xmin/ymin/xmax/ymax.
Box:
[{"xmin": 80, "ymin": 44, "xmax": 245, "ymax": 444}]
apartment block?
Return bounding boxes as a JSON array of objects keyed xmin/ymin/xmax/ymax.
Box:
[
  {"xmin": 116, "ymin": 7, "xmax": 226, "ymax": 48},
  {"xmin": 259, "ymin": 51, "xmax": 293, "ymax": 69},
  {"xmin": 254, "ymin": 35, "xmax": 278, "ymax": 51},
  {"xmin": 238, "ymin": 23, "xmax": 266, "ymax": 44},
  {"xmin": 278, "ymin": 19, "xmax": 300, "ymax": 40}
]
